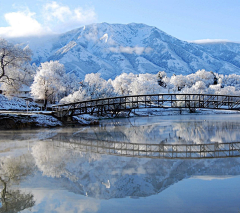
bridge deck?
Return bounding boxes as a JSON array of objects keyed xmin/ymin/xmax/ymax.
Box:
[{"xmin": 52, "ymin": 94, "xmax": 240, "ymax": 118}]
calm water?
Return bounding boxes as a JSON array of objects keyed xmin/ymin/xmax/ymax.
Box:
[{"xmin": 1, "ymin": 114, "xmax": 240, "ymax": 213}]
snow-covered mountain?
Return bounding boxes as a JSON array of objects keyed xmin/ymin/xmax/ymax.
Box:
[{"xmin": 19, "ymin": 23, "xmax": 240, "ymax": 79}]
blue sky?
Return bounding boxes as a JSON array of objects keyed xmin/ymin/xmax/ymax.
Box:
[{"xmin": 0, "ymin": 0, "xmax": 239, "ymax": 42}]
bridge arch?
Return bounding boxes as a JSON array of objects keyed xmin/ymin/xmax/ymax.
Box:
[{"xmin": 52, "ymin": 94, "xmax": 240, "ymax": 119}]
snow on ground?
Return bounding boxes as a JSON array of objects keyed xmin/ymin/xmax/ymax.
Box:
[
  {"xmin": 0, "ymin": 95, "xmax": 100, "ymax": 128},
  {"xmin": 0, "ymin": 94, "xmax": 63, "ymax": 128},
  {"xmin": 32, "ymin": 114, "xmax": 62, "ymax": 127},
  {"xmin": 99, "ymin": 107, "xmax": 240, "ymax": 119},
  {"xmin": 0, "ymin": 94, "xmax": 40, "ymax": 110},
  {"xmin": 72, "ymin": 116, "xmax": 92, "ymax": 125},
  {"xmin": 0, "ymin": 113, "xmax": 63, "ymax": 128}
]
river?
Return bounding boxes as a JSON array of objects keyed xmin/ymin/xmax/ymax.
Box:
[{"xmin": 0, "ymin": 114, "xmax": 240, "ymax": 212}]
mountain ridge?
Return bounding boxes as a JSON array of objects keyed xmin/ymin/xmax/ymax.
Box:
[{"xmin": 11, "ymin": 22, "xmax": 240, "ymax": 79}]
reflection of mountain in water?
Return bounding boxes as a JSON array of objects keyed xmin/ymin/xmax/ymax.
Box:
[{"xmin": 31, "ymin": 140, "xmax": 240, "ymax": 199}]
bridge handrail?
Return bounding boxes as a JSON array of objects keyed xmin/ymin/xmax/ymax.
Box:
[
  {"xmin": 54, "ymin": 135, "xmax": 240, "ymax": 147},
  {"xmin": 52, "ymin": 93, "xmax": 240, "ymax": 108},
  {"xmin": 52, "ymin": 93, "xmax": 240, "ymax": 118},
  {"xmin": 51, "ymin": 136, "xmax": 240, "ymax": 159}
]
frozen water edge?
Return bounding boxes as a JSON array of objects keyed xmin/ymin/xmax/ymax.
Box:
[
  {"xmin": 0, "ymin": 108, "xmax": 239, "ymax": 129},
  {"xmin": 98, "ymin": 107, "xmax": 240, "ymax": 119}
]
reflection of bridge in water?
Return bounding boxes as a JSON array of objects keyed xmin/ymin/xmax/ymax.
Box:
[
  {"xmin": 52, "ymin": 94, "xmax": 240, "ymax": 119},
  {"xmin": 51, "ymin": 135, "xmax": 240, "ymax": 159}
]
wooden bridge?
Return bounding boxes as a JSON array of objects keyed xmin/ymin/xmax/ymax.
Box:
[
  {"xmin": 52, "ymin": 94, "xmax": 240, "ymax": 118},
  {"xmin": 51, "ymin": 134, "xmax": 240, "ymax": 159}
]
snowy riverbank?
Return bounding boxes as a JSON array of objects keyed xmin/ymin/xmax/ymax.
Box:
[
  {"xmin": 0, "ymin": 95, "xmax": 97, "ymax": 129},
  {"xmin": 0, "ymin": 113, "xmax": 100, "ymax": 130},
  {"xmin": 0, "ymin": 113, "xmax": 62, "ymax": 129}
]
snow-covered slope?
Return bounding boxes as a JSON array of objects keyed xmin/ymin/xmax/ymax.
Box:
[
  {"xmin": 20, "ymin": 23, "xmax": 240, "ymax": 79},
  {"xmin": 193, "ymin": 42, "xmax": 240, "ymax": 70}
]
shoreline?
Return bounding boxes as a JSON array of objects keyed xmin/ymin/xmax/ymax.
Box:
[{"xmin": 0, "ymin": 108, "xmax": 239, "ymax": 130}]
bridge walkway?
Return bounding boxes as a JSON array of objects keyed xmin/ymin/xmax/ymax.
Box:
[{"xmin": 52, "ymin": 94, "xmax": 240, "ymax": 118}]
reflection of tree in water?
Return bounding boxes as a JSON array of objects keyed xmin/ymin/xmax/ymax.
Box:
[
  {"xmin": 79, "ymin": 118, "xmax": 240, "ymax": 144},
  {"xmin": 32, "ymin": 142, "xmax": 101, "ymax": 181},
  {"xmin": 0, "ymin": 189, "xmax": 35, "ymax": 213},
  {"xmin": 0, "ymin": 154, "xmax": 35, "ymax": 213},
  {"xmin": 173, "ymin": 120, "xmax": 240, "ymax": 144}
]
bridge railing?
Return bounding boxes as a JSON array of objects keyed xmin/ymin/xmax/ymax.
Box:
[
  {"xmin": 50, "ymin": 134, "xmax": 240, "ymax": 159},
  {"xmin": 52, "ymin": 94, "xmax": 240, "ymax": 118}
]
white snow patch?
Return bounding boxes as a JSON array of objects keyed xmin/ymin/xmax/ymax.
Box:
[
  {"xmin": 32, "ymin": 114, "xmax": 62, "ymax": 127},
  {"xmin": 78, "ymin": 114, "xmax": 98, "ymax": 121},
  {"xmin": 102, "ymin": 180, "xmax": 110, "ymax": 189},
  {"xmin": 56, "ymin": 41, "xmax": 77, "ymax": 54},
  {"xmin": 100, "ymin": 33, "xmax": 108, "ymax": 43}
]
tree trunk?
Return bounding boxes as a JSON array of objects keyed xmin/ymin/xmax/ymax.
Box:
[{"xmin": 44, "ymin": 99, "xmax": 48, "ymax": 110}]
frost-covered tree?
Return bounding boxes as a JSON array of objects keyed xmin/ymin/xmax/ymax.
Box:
[
  {"xmin": 62, "ymin": 72, "xmax": 80, "ymax": 96},
  {"xmin": 61, "ymin": 70, "xmax": 240, "ymax": 105},
  {"xmin": 111, "ymin": 73, "xmax": 164, "ymax": 96},
  {"xmin": 176, "ymin": 81, "xmax": 207, "ymax": 112},
  {"xmin": 1, "ymin": 63, "xmax": 36, "ymax": 95},
  {"xmin": 60, "ymin": 88, "xmax": 87, "ymax": 104},
  {"xmin": 111, "ymin": 73, "xmax": 136, "ymax": 95},
  {"xmin": 84, "ymin": 73, "xmax": 115, "ymax": 99},
  {"xmin": 214, "ymin": 86, "xmax": 240, "ymax": 96},
  {"xmin": 194, "ymin": 69, "xmax": 215, "ymax": 87},
  {"xmin": 180, "ymin": 81, "xmax": 207, "ymax": 94},
  {"xmin": 31, "ymin": 61, "xmax": 67, "ymax": 108},
  {"xmin": 221, "ymin": 74, "xmax": 240, "ymax": 90},
  {"xmin": 129, "ymin": 73, "xmax": 163, "ymax": 95},
  {"xmin": 0, "ymin": 38, "xmax": 32, "ymax": 85},
  {"xmin": 208, "ymin": 84, "xmax": 222, "ymax": 94},
  {"xmin": 60, "ymin": 73, "xmax": 115, "ymax": 103},
  {"xmin": 0, "ymin": 38, "xmax": 34, "ymax": 95},
  {"xmin": 210, "ymin": 71, "xmax": 218, "ymax": 85},
  {"xmin": 192, "ymin": 81, "xmax": 207, "ymax": 91},
  {"xmin": 184, "ymin": 70, "xmax": 215, "ymax": 88},
  {"xmin": 170, "ymin": 74, "xmax": 187, "ymax": 91},
  {"xmin": 157, "ymin": 71, "xmax": 167, "ymax": 87}
]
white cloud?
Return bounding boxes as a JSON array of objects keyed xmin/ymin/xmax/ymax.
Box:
[
  {"xmin": 0, "ymin": 11, "xmax": 49, "ymax": 38},
  {"xmin": 0, "ymin": 2, "xmax": 97, "ymax": 38},
  {"xmin": 190, "ymin": 175, "xmax": 236, "ymax": 180},
  {"xmin": 43, "ymin": 1, "xmax": 97, "ymax": 33},
  {"xmin": 190, "ymin": 39, "xmax": 230, "ymax": 44},
  {"xmin": 109, "ymin": 46, "xmax": 152, "ymax": 55},
  {"xmin": 44, "ymin": 2, "xmax": 72, "ymax": 22}
]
